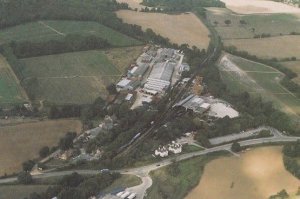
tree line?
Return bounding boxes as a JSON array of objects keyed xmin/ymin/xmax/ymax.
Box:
[{"xmin": 282, "ymin": 141, "xmax": 300, "ymax": 179}]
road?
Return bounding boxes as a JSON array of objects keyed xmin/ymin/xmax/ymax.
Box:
[{"xmin": 1, "ymin": 130, "xmax": 298, "ymax": 198}]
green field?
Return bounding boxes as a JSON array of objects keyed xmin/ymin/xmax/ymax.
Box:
[
  {"xmin": 0, "ymin": 54, "xmax": 28, "ymax": 105},
  {"xmin": 206, "ymin": 8, "xmax": 300, "ymax": 39},
  {"xmin": 218, "ymin": 53, "xmax": 300, "ymax": 119},
  {"xmin": 0, "ymin": 20, "xmax": 142, "ymax": 46},
  {"xmin": 21, "ymin": 50, "xmax": 125, "ymax": 105},
  {"xmin": 0, "ymin": 185, "xmax": 48, "ymax": 199}
]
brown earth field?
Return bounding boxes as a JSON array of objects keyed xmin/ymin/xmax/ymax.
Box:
[
  {"xmin": 281, "ymin": 61, "xmax": 300, "ymax": 85},
  {"xmin": 116, "ymin": 10, "xmax": 210, "ymax": 49},
  {"xmin": 185, "ymin": 146, "xmax": 300, "ymax": 199},
  {"xmin": 0, "ymin": 119, "xmax": 82, "ymax": 175},
  {"xmin": 224, "ymin": 35, "xmax": 300, "ymax": 59}
]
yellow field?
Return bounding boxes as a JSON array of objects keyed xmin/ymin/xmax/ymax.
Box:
[
  {"xmin": 224, "ymin": 35, "xmax": 300, "ymax": 59},
  {"xmin": 281, "ymin": 61, "xmax": 300, "ymax": 85},
  {"xmin": 185, "ymin": 146, "xmax": 300, "ymax": 199},
  {"xmin": 116, "ymin": 10, "xmax": 210, "ymax": 49},
  {"xmin": 0, "ymin": 119, "xmax": 82, "ymax": 175}
]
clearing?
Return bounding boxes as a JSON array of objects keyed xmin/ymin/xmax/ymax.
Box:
[
  {"xmin": 21, "ymin": 47, "xmax": 143, "ymax": 105},
  {"xmin": 281, "ymin": 61, "xmax": 300, "ymax": 85},
  {"xmin": 0, "ymin": 185, "xmax": 48, "ymax": 199},
  {"xmin": 0, "ymin": 20, "xmax": 142, "ymax": 47},
  {"xmin": 224, "ymin": 35, "xmax": 300, "ymax": 59},
  {"xmin": 116, "ymin": 10, "xmax": 210, "ymax": 49},
  {"xmin": 206, "ymin": 8, "xmax": 300, "ymax": 39},
  {"xmin": 0, "ymin": 119, "xmax": 82, "ymax": 175},
  {"xmin": 185, "ymin": 146, "xmax": 300, "ymax": 199},
  {"xmin": 117, "ymin": 0, "xmax": 144, "ymax": 9},
  {"xmin": 0, "ymin": 54, "xmax": 28, "ymax": 105},
  {"xmin": 218, "ymin": 53, "xmax": 300, "ymax": 119},
  {"xmin": 220, "ymin": 0, "xmax": 300, "ymax": 14}
]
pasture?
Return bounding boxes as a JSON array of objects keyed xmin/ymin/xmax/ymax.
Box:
[
  {"xmin": 0, "ymin": 20, "xmax": 142, "ymax": 46},
  {"xmin": 281, "ymin": 61, "xmax": 300, "ymax": 85},
  {"xmin": 218, "ymin": 53, "xmax": 300, "ymax": 118},
  {"xmin": 220, "ymin": 0, "xmax": 300, "ymax": 14},
  {"xmin": 206, "ymin": 8, "xmax": 300, "ymax": 39},
  {"xmin": 0, "ymin": 119, "xmax": 82, "ymax": 176},
  {"xmin": 116, "ymin": 10, "xmax": 210, "ymax": 49},
  {"xmin": 224, "ymin": 36, "xmax": 300, "ymax": 59},
  {"xmin": 0, "ymin": 185, "xmax": 48, "ymax": 199},
  {"xmin": 0, "ymin": 54, "xmax": 28, "ymax": 105},
  {"xmin": 21, "ymin": 48, "xmax": 140, "ymax": 105},
  {"xmin": 185, "ymin": 146, "xmax": 299, "ymax": 199}
]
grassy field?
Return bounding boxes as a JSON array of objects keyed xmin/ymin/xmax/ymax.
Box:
[
  {"xmin": 0, "ymin": 185, "xmax": 48, "ymax": 199},
  {"xmin": 0, "ymin": 20, "xmax": 142, "ymax": 46},
  {"xmin": 21, "ymin": 47, "xmax": 142, "ymax": 105},
  {"xmin": 185, "ymin": 146, "xmax": 299, "ymax": 199},
  {"xmin": 0, "ymin": 119, "xmax": 82, "ymax": 175},
  {"xmin": 102, "ymin": 174, "xmax": 142, "ymax": 193},
  {"xmin": 145, "ymin": 152, "xmax": 226, "ymax": 199},
  {"xmin": 206, "ymin": 8, "xmax": 300, "ymax": 39},
  {"xmin": 218, "ymin": 53, "xmax": 300, "ymax": 119},
  {"xmin": 0, "ymin": 54, "xmax": 28, "ymax": 105},
  {"xmin": 281, "ymin": 61, "xmax": 300, "ymax": 85},
  {"xmin": 116, "ymin": 10, "xmax": 210, "ymax": 49}
]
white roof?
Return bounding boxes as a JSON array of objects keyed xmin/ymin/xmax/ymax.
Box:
[
  {"xmin": 200, "ymin": 103, "xmax": 210, "ymax": 109},
  {"xmin": 117, "ymin": 79, "xmax": 131, "ymax": 87},
  {"xmin": 130, "ymin": 66, "xmax": 138, "ymax": 74},
  {"xmin": 125, "ymin": 93, "xmax": 133, "ymax": 101}
]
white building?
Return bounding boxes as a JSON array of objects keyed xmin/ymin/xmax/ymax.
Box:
[
  {"xmin": 155, "ymin": 146, "xmax": 169, "ymax": 157},
  {"xmin": 168, "ymin": 141, "xmax": 182, "ymax": 154}
]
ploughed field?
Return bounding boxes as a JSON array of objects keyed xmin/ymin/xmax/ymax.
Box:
[
  {"xmin": 0, "ymin": 119, "xmax": 82, "ymax": 176},
  {"xmin": 116, "ymin": 10, "xmax": 210, "ymax": 49},
  {"xmin": 218, "ymin": 53, "xmax": 300, "ymax": 119},
  {"xmin": 21, "ymin": 47, "xmax": 142, "ymax": 105},
  {"xmin": 185, "ymin": 146, "xmax": 300, "ymax": 199},
  {"xmin": 0, "ymin": 54, "xmax": 28, "ymax": 105},
  {"xmin": 0, "ymin": 20, "xmax": 142, "ymax": 47}
]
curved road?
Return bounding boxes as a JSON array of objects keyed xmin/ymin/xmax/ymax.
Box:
[{"xmin": 0, "ymin": 130, "xmax": 299, "ymax": 198}]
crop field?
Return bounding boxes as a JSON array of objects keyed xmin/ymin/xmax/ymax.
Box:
[
  {"xmin": 116, "ymin": 10, "xmax": 210, "ymax": 49},
  {"xmin": 185, "ymin": 146, "xmax": 300, "ymax": 199},
  {"xmin": 0, "ymin": 185, "xmax": 48, "ymax": 199},
  {"xmin": 206, "ymin": 8, "xmax": 300, "ymax": 39},
  {"xmin": 281, "ymin": 61, "xmax": 300, "ymax": 85},
  {"xmin": 218, "ymin": 53, "xmax": 300, "ymax": 119},
  {"xmin": 224, "ymin": 36, "xmax": 300, "ymax": 59},
  {"xmin": 0, "ymin": 20, "xmax": 142, "ymax": 46},
  {"xmin": 220, "ymin": 0, "xmax": 300, "ymax": 14},
  {"xmin": 0, "ymin": 54, "xmax": 28, "ymax": 105},
  {"xmin": 21, "ymin": 48, "xmax": 140, "ymax": 105},
  {"xmin": 0, "ymin": 119, "xmax": 82, "ymax": 176}
]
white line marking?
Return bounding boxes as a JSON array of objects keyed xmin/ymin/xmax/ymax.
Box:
[{"xmin": 38, "ymin": 21, "xmax": 66, "ymax": 36}]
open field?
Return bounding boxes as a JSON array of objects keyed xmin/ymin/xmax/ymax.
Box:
[
  {"xmin": 220, "ymin": 0, "xmax": 300, "ymax": 14},
  {"xmin": 104, "ymin": 46, "xmax": 144, "ymax": 73},
  {"xmin": 206, "ymin": 8, "xmax": 300, "ymax": 39},
  {"xmin": 281, "ymin": 61, "xmax": 300, "ymax": 85},
  {"xmin": 0, "ymin": 20, "xmax": 142, "ymax": 46},
  {"xmin": 116, "ymin": 10, "xmax": 210, "ymax": 49},
  {"xmin": 0, "ymin": 119, "xmax": 82, "ymax": 175},
  {"xmin": 0, "ymin": 185, "xmax": 48, "ymax": 199},
  {"xmin": 218, "ymin": 53, "xmax": 300, "ymax": 119},
  {"xmin": 185, "ymin": 146, "xmax": 300, "ymax": 199},
  {"xmin": 117, "ymin": 0, "xmax": 144, "ymax": 9},
  {"xmin": 145, "ymin": 152, "xmax": 227, "ymax": 199},
  {"xmin": 0, "ymin": 54, "xmax": 28, "ymax": 105},
  {"xmin": 224, "ymin": 36, "xmax": 300, "ymax": 59},
  {"xmin": 21, "ymin": 48, "xmax": 140, "ymax": 105}
]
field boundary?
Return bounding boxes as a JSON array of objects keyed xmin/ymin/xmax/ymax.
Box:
[{"xmin": 38, "ymin": 21, "xmax": 66, "ymax": 36}]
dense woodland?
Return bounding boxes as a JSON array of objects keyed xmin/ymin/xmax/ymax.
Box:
[
  {"xmin": 141, "ymin": 0, "xmax": 225, "ymax": 12},
  {"xmin": 283, "ymin": 141, "xmax": 300, "ymax": 179}
]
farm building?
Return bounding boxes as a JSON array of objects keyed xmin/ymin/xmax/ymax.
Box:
[
  {"xmin": 155, "ymin": 146, "xmax": 169, "ymax": 157},
  {"xmin": 174, "ymin": 94, "xmax": 211, "ymax": 113},
  {"xmin": 128, "ymin": 63, "xmax": 149, "ymax": 78},
  {"xmin": 168, "ymin": 141, "xmax": 182, "ymax": 154},
  {"xmin": 144, "ymin": 61, "xmax": 175, "ymax": 92},
  {"xmin": 116, "ymin": 78, "xmax": 140, "ymax": 91}
]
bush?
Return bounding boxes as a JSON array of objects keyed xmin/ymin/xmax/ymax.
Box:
[
  {"xmin": 39, "ymin": 146, "xmax": 50, "ymax": 158},
  {"xmin": 231, "ymin": 142, "xmax": 242, "ymax": 152}
]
